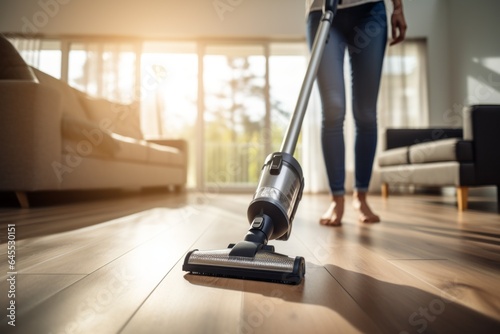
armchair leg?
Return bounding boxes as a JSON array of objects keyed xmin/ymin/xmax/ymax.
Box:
[
  {"xmin": 15, "ymin": 191, "xmax": 29, "ymax": 209},
  {"xmin": 497, "ymin": 185, "xmax": 500, "ymax": 213},
  {"xmin": 381, "ymin": 183, "xmax": 389, "ymax": 198},
  {"xmin": 457, "ymin": 186, "xmax": 468, "ymax": 211}
]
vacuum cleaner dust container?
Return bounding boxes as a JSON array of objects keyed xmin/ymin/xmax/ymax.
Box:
[{"xmin": 248, "ymin": 152, "xmax": 304, "ymax": 241}]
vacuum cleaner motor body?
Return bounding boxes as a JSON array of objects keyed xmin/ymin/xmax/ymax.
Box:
[{"xmin": 247, "ymin": 152, "xmax": 304, "ymax": 241}]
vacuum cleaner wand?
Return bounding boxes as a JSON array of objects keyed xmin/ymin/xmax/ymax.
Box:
[
  {"xmin": 281, "ymin": 1, "xmax": 336, "ymax": 155},
  {"xmin": 183, "ymin": 0, "xmax": 338, "ymax": 285}
]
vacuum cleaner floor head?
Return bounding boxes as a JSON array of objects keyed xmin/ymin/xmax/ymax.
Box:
[{"xmin": 183, "ymin": 247, "xmax": 305, "ymax": 284}]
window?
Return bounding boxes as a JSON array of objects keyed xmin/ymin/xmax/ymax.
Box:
[{"xmin": 9, "ymin": 36, "xmax": 428, "ymax": 193}]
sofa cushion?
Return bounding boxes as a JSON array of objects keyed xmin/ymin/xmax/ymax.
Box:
[
  {"xmin": 409, "ymin": 138, "xmax": 474, "ymax": 164},
  {"xmin": 0, "ymin": 35, "xmax": 38, "ymax": 81},
  {"xmin": 32, "ymin": 67, "xmax": 88, "ymax": 121},
  {"xmin": 81, "ymin": 97, "xmax": 143, "ymax": 139},
  {"xmin": 61, "ymin": 115, "xmax": 120, "ymax": 157},
  {"xmin": 380, "ymin": 161, "xmax": 463, "ymax": 186},
  {"xmin": 378, "ymin": 147, "xmax": 408, "ymax": 167}
]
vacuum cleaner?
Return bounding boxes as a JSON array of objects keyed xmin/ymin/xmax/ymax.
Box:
[{"xmin": 183, "ymin": 0, "xmax": 338, "ymax": 285}]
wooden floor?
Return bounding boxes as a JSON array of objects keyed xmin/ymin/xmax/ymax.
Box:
[{"xmin": 1, "ymin": 190, "xmax": 500, "ymax": 333}]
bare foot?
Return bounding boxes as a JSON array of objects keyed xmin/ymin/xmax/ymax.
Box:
[
  {"xmin": 353, "ymin": 192, "xmax": 380, "ymax": 223},
  {"xmin": 320, "ymin": 195, "xmax": 344, "ymax": 226}
]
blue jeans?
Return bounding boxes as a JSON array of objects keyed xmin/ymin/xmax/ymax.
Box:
[{"xmin": 307, "ymin": 1, "xmax": 388, "ymax": 195}]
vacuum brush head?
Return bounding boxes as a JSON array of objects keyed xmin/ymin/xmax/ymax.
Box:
[{"xmin": 183, "ymin": 247, "xmax": 305, "ymax": 284}]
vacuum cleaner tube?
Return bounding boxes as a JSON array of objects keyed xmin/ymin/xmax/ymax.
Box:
[{"xmin": 247, "ymin": 152, "xmax": 304, "ymax": 241}]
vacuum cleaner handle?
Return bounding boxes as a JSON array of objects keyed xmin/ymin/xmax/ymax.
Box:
[
  {"xmin": 279, "ymin": 0, "xmax": 338, "ymax": 155},
  {"xmin": 324, "ymin": 0, "xmax": 339, "ymax": 13}
]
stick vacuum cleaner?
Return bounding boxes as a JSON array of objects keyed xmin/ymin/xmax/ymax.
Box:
[{"xmin": 183, "ymin": 0, "xmax": 338, "ymax": 285}]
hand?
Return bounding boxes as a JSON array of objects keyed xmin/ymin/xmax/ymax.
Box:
[{"xmin": 390, "ymin": 7, "xmax": 407, "ymax": 46}]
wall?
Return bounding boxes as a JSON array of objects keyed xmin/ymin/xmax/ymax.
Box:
[
  {"xmin": 447, "ymin": 0, "xmax": 500, "ymax": 126},
  {"xmin": 399, "ymin": 0, "xmax": 450, "ymax": 126},
  {"xmin": 404, "ymin": 0, "xmax": 500, "ymax": 127},
  {"xmin": 0, "ymin": 0, "xmax": 305, "ymax": 39}
]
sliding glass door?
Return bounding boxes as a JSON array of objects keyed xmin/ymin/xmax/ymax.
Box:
[{"xmin": 203, "ymin": 44, "xmax": 267, "ymax": 189}]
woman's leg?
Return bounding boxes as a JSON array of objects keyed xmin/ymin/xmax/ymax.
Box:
[
  {"xmin": 307, "ymin": 11, "xmax": 348, "ymax": 225},
  {"xmin": 347, "ymin": 2, "xmax": 388, "ymax": 222}
]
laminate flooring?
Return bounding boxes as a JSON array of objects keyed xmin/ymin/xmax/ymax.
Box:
[{"xmin": 1, "ymin": 190, "xmax": 499, "ymax": 333}]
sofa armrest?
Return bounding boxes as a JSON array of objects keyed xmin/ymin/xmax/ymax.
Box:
[
  {"xmin": 146, "ymin": 139, "xmax": 188, "ymax": 168},
  {"xmin": 146, "ymin": 139, "xmax": 188, "ymax": 153},
  {"xmin": 467, "ymin": 105, "xmax": 500, "ymax": 184},
  {"xmin": 384, "ymin": 128, "xmax": 463, "ymax": 150},
  {"xmin": 0, "ymin": 81, "xmax": 63, "ymax": 191}
]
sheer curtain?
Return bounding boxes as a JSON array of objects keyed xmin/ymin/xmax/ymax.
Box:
[
  {"xmin": 7, "ymin": 37, "xmax": 63, "ymax": 78},
  {"xmin": 302, "ymin": 39, "xmax": 429, "ymax": 194},
  {"xmin": 8, "ymin": 37, "xmax": 42, "ymax": 68},
  {"xmin": 10, "ymin": 36, "xmax": 140, "ymax": 104},
  {"xmin": 67, "ymin": 42, "xmax": 139, "ymax": 104},
  {"xmin": 378, "ymin": 39, "xmax": 429, "ymax": 129}
]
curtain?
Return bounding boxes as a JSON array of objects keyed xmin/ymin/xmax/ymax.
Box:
[
  {"xmin": 8, "ymin": 37, "xmax": 61, "ymax": 79},
  {"xmin": 67, "ymin": 42, "xmax": 139, "ymax": 104},
  {"xmin": 378, "ymin": 39, "xmax": 429, "ymax": 130},
  {"xmin": 8, "ymin": 37, "xmax": 42, "ymax": 69}
]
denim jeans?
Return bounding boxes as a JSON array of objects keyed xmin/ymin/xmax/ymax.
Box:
[{"xmin": 306, "ymin": 1, "xmax": 388, "ymax": 195}]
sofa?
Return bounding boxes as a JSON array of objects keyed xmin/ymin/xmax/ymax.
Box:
[
  {"xmin": 378, "ymin": 105, "xmax": 500, "ymax": 211},
  {"xmin": 0, "ymin": 35, "xmax": 187, "ymax": 207}
]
